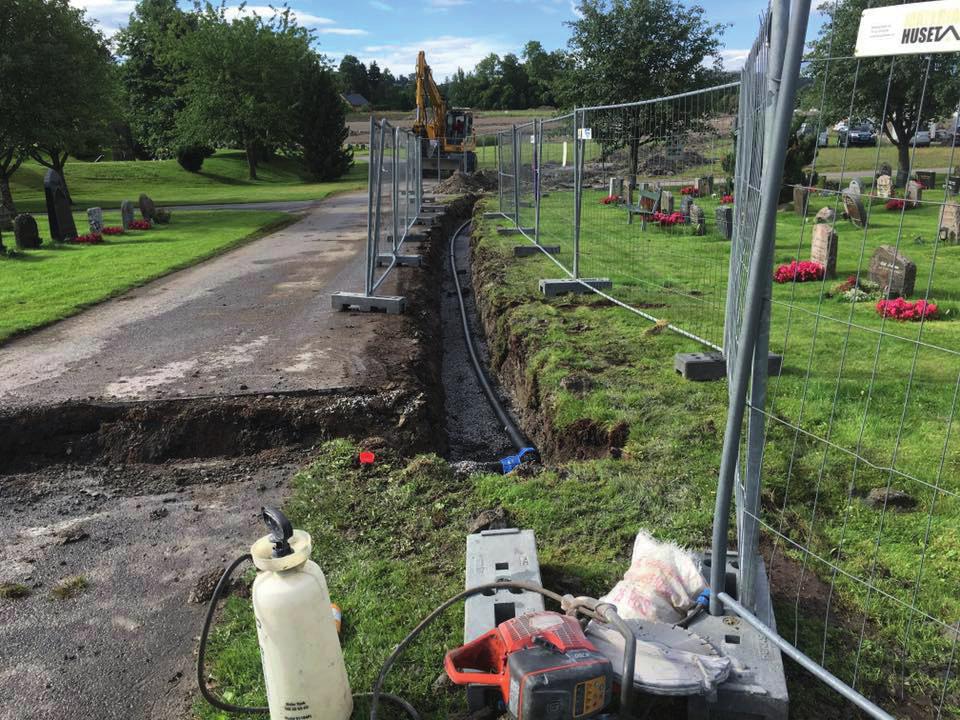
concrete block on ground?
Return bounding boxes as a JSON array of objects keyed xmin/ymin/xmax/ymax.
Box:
[
  {"xmin": 496, "ymin": 226, "xmax": 534, "ymax": 236},
  {"xmin": 514, "ymin": 244, "xmax": 560, "ymax": 257},
  {"xmin": 377, "ymin": 253, "xmax": 421, "ymax": 267},
  {"xmin": 331, "ymin": 292, "xmax": 405, "ymax": 314},
  {"xmin": 538, "ymin": 278, "xmax": 612, "ymax": 297},
  {"xmin": 674, "ymin": 351, "xmax": 782, "ymax": 381},
  {"xmin": 685, "ymin": 551, "xmax": 789, "ymax": 720},
  {"xmin": 483, "ymin": 211, "xmax": 504, "ymax": 219}
]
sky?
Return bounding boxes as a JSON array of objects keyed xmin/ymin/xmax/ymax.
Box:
[{"xmin": 72, "ymin": 1, "xmax": 824, "ymax": 80}]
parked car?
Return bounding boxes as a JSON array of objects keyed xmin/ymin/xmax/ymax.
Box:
[
  {"xmin": 838, "ymin": 123, "xmax": 878, "ymax": 147},
  {"xmin": 936, "ymin": 128, "xmax": 960, "ymax": 145},
  {"xmin": 910, "ymin": 130, "xmax": 932, "ymax": 147}
]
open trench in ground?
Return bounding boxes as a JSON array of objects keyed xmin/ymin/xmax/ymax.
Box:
[{"xmin": 0, "ymin": 193, "xmax": 529, "ymax": 720}]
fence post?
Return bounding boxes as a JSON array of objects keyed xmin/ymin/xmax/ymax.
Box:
[
  {"xmin": 392, "ymin": 126, "xmax": 400, "ymax": 253},
  {"xmin": 367, "ymin": 120, "xmax": 387, "ymax": 297},
  {"xmin": 738, "ymin": 0, "xmax": 790, "ymax": 614},
  {"xmin": 573, "ymin": 109, "xmax": 583, "ymax": 279},
  {"xmin": 709, "ymin": 0, "xmax": 810, "ymax": 617},
  {"xmin": 512, "ymin": 125, "xmax": 521, "ymax": 228},
  {"xmin": 535, "ymin": 119, "xmax": 542, "ymax": 245},
  {"xmin": 497, "ymin": 131, "xmax": 504, "ymax": 216}
]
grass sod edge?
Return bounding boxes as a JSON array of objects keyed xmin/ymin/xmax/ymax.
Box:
[{"xmin": 0, "ymin": 210, "xmax": 295, "ymax": 343}]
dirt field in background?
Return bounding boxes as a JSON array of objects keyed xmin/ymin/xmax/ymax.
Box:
[{"xmin": 347, "ymin": 109, "xmax": 553, "ymax": 144}]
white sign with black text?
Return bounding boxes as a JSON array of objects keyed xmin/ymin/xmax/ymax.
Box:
[{"xmin": 856, "ymin": 0, "xmax": 960, "ymax": 57}]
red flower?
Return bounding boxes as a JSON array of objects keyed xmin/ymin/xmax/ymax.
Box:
[
  {"xmin": 721, "ymin": 194, "xmax": 734, "ymax": 204},
  {"xmin": 773, "ymin": 260, "xmax": 825, "ymax": 283},
  {"xmin": 652, "ymin": 210, "xmax": 686, "ymax": 226},
  {"xmin": 70, "ymin": 232, "xmax": 103, "ymax": 244},
  {"xmin": 102, "ymin": 226, "xmax": 124, "ymax": 235},
  {"xmin": 600, "ymin": 194, "xmax": 620, "ymax": 205},
  {"xmin": 885, "ymin": 198, "xmax": 906, "ymax": 211},
  {"xmin": 128, "ymin": 219, "xmax": 151, "ymax": 230},
  {"xmin": 876, "ymin": 297, "xmax": 938, "ymax": 321},
  {"xmin": 680, "ymin": 185, "xmax": 699, "ymax": 197}
]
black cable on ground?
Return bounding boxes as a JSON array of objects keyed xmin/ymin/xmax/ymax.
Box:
[{"xmin": 449, "ymin": 219, "xmax": 537, "ymax": 458}]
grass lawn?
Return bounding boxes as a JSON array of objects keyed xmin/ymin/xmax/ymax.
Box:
[
  {"xmin": 7, "ymin": 151, "xmax": 367, "ymax": 213},
  {"xmin": 0, "ymin": 208, "xmax": 289, "ymax": 342}
]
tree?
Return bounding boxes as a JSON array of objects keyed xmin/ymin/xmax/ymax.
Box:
[
  {"xmin": 338, "ymin": 55, "xmax": 370, "ymax": 99},
  {"xmin": 0, "ymin": 0, "xmax": 116, "ymax": 216},
  {"xmin": 175, "ymin": 5, "xmax": 312, "ymax": 179},
  {"xmin": 561, "ymin": 0, "xmax": 726, "ymax": 186},
  {"xmin": 805, "ymin": 0, "xmax": 960, "ymax": 186},
  {"xmin": 116, "ymin": 0, "xmax": 196, "ymax": 159},
  {"xmin": 298, "ymin": 59, "xmax": 353, "ymax": 181},
  {"xmin": 522, "ymin": 41, "xmax": 568, "ymax": 107}
]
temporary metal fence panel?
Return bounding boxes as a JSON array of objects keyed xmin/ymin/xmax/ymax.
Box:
[
  {"xmin": 517, "ymin": 121, "xmax": 537, "ymax": 232},
  {"xmin": 537, "ymin": 113, "xmax": 577, "ymax": 270},
  {"xmin": 498, "ymin": 128, "xmax": 517, "ymax": 221}
]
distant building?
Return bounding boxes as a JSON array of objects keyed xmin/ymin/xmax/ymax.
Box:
[{"xmin": 342, "ymin": 93, "xmax": 371, "ymax": 110}]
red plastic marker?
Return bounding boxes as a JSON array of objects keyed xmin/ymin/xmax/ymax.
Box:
[{"xmin": 359, "ymin": 451, "xmax": 376, "ymax": 466}]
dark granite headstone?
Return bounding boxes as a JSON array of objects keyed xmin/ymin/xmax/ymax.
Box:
[
  {"xmin": 869, "ymin": 245, "xmax": 916, "ymax": 297},
  {"xmin": 947, "ymin": 176, "xmax": 960, "ymax": 195},
  {"xmin": 680, "ymin": 194, "xmax": 693, "ymax": 218},
  {"xmin": 689, "ymin": 204, "xmax": 705, "ymax": 236},
  {"xmin": 793, "ymin": 185, "xmax": 809, "ymax": 216},
  {"xmin": 139, "ymin": 193, "xmax": 156, "ymax": 221},
  {"xmin": 44, "ymin": 169, "xmax": 77, "ymax": 242},
  {"xmin": 811, "ymin": 224, "xmax": 837, "ymax": 277},
  {"xmin": 695, "ymin": 175, "xmax": 714, "ymax": 196},
  {"xmin": 877, "ymin": 161, "xmax": 893, "ymax": 179},
  {"xmin": 13, "ymin": 213, "xmax": 41, "ymax": 249},
  {"xmin": 715, "ymin": 205, "xmax": 733, "ymax": 240},
  {"xmin": 915, "ymin": 170, "xmax": 936, "ymax": 190},
  {"xmin": 939, "ymin": 202, "xmax": 960, "ymax": 245},
  {"xmin": 121, "ymin": 200, "xmax": 135, "ymax": 230},
  {"xmin": 842, "ymin": 190, "xmax": 867, "ymax": 228}
]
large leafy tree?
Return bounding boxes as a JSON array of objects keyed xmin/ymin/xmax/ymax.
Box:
[
  {"xmin": 116, "ymin": 0, "xmax": 196, "ymax": 159},
  {"xmin": 175, "ymin": 4, "xmax": 312, "ymax": 179},
  {"xmin": 805, "ymin": 0, "xmax": 960, "ymax": 186},
  {"xmin": 0, "ymin": 0, "xmax": 116, "ymax": 216},
  {"xmin": 560, "ymin": 0, "xmax": 726, "ymax": 184}
]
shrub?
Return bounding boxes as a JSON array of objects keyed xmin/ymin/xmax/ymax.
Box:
[{"xmin": 176, "ymin": 145, "xmax": 214, "ymax": 173}]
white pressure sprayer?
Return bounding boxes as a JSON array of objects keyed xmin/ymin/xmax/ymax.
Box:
[{"xmin": 198, "ymin": 506, "xmax": 352, "ymax": 720}]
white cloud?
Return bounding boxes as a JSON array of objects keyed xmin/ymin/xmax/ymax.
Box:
[
  {"xmin": 718, "ymin": 48, "xmax": 750, "ymax": 71},
  {"xmin": 370, "ymin": 0, "xmax": 394, "ymax": 9},
  {"xmin": 222, "ymin": 5, "xmax": 335, "ymax": 26},
  {"xmin": 69, "ymin": 0, "xmax": 135, "ymax": 36},
  {"xmin": 320, "ymin": 27, "xmax": 370, "ymax": 36},
  {"xmin": 358, "ymin": 35, "xmax": 512, "ymax": 78}
]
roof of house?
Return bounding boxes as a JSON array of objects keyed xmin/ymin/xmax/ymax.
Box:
[{"xmin": 343, "ymin": 93, "xmax": 370, "ymax": 107}]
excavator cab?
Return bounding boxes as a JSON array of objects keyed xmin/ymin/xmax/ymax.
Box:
[
  {"xmin": 446, "ymin": 110, "xmax": 473, "ymax": 144},
  {"xmin": 414, "ymin": 50, "xmax": 477, "ymax": 176}
]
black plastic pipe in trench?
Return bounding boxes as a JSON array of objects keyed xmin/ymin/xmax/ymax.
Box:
[{"xmin": 448, "ymin": 219, "xmax": 537, "ymax": 460}]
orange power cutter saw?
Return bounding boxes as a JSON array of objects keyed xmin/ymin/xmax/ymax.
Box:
[{"xmin": 444, "ymin": 611, "xmax": 614, "ymax": 719}]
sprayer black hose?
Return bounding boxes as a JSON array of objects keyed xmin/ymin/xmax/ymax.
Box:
[
  {"xmin": 197, "ymin": 554, "xmax": 420, "ymax": 719},
  {"xmin": 449, "ymin": 219, "xmax": 534, "ymax": 455}
]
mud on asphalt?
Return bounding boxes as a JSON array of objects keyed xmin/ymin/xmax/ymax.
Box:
[{"xmin": 0, "ymin": 195, "xmax": 479, "ymax": 720}]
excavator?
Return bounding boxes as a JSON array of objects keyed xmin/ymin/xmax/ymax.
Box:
[{"xmin": 413, "ymin": 50, "xmax": 476, "ymax": 177}]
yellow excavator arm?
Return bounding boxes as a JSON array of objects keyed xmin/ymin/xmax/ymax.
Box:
[{"xmin": 413, "ymin": 50, "xmax": 447, "ymax": 141}]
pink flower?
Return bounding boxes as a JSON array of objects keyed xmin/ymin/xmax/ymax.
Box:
[{"xmin": 774, "ymin": 260, "xmax": 825, "ymax": 283}]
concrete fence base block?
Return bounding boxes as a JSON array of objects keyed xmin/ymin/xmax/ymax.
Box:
[
  {"xmin": 483, "ymin": 211, "xmax": 504, "ymax": 219},
  {"xmin": 497, "ymin": 226, "xmax": 534, "ymax": 236},
  {"xmin": 414, "ymin": 216, "xmax": 438, "ymax": 226},
  {"xmin": 518, "ymin": 201, "xmax": 535, "ymax": 208},
  {"xmin": 514, "ymin": 244, "xmax": 560, "ymax": 257},
  {"xmin": 331, "ymin": 292, "xmax": 405, "ymax": 315},
  {"xmin": 538, "ymin": 278, "xmax": 612, "ymax": 297},
  {"xmin": 377, "ymin": 253, "xmax": 421, "ymax": 267},
  {"xmin": 674, "ymin": 351, "xmax": 782, "ymax": 382}
]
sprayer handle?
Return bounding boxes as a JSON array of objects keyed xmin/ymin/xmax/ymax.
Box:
[
  {"xmin": 443, "ymin": 627, "xmax": 506, "ymax": 687},
  {"xmin": 261, "ymin": 506, "xmax": 294, "ymax": 557}
]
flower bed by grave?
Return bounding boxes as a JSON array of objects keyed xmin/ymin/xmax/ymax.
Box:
[
  {"xmin": 875, "ymin": 297, "xmax": 938, "ymax": 321},
  {"xmin": 69, "ymin": 232, "xmax": 103, "ymax": 245},
  {"xmin": 127, "ymin": 219, "xmax": 151, "ymax": 230},
  {"xmin": 773, "ymin": 260, "xmax": 824, "ymax": 283}
]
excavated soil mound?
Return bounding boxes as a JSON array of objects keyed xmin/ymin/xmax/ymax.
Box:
[{"xmin": 436, "ymin": 170, "xmax": 498, "ymax": 194}]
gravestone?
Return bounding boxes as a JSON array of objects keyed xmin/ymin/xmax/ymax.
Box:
[
  {"xmin": 44, "ymin": 169, "xmax": 77, "ymax": 242},
  {"xmin": 139, "ymin": 193, "xmax": 156, "ymax": 221},
  {"xmin": 814, "ymin": 206, "xmax": 836, "ymax": 224},
  {"xmin": 715, "ymin": 205, "xmax": 733, "ymax": 240},
  {"xmin": 13, "ymin": 213, "xmax": 41, "ymax": 249},
  {"xmin": 87, "ymin": 207, "xmax": 104, "ymax": 234},
  {"xmin": 948, "ymin": 175, "xmax": 960, "ymax": 195},
  {"xmin": 869, "ymin": 245, "xmax": 916, "ymax": 297},
  {"xmin": 904, "ymin": 180, "xmax": 922, "ymax": 209},
  {"xmin": 724, "ymin": 176, "xmax": 734, "ymax": 195},
  {"xmin": 842, "ymin": 190, "xmax": 867, "ymax": 228},
  {"xmin": 848, "ymin": 179, "xmax": 862, "ymax": 195},
  {"xmin": 915, "ymin": 170, "xmax": 936, "ymax": 190},
  {"xmin": 680, "ymin": 194, "xmax": 693, "ymax": 218},
  {"xmin": 810, "ymin": 224, "xmax": 838, "ymax": 277},
  {"xmin": 0, "ymin": 206, "xmax": 11, "ymax": 231},
  {"xmin": 660, "ymin": 190, "xmax": 674, "ymax": 214},
  {"xmin": 875, "ymin": 174, "xmax": 892, "ymax": 199},
  {"xmin": 793, "ymin": 185, "xmax": 809, "ymax": 216},
  {"xmin": 876, "ymin": 162, "xmax": 893, "ymax": 179},
  {"xmin": 609, "ymin": 177, "xmax": 624, "ymax": 198},
  {"xmin": 939, "ymin": 202, "xmax": 960, "ymax": 245},
  {"xmin": 121, "ymin": 200, "xmax": 135, "ymax": 229},
  {"xmin": 695, "ymin": 175, "xmax": 714, "ymax": 196},
  {"xmin": 689, "ymin": 204, "xmax": 705, "ymax": 236}
]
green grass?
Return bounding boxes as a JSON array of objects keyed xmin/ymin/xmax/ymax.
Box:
[
  {"xmin": 806, "ymin": 132, "xmax": 960, "ymax": 174},
  {"xmin": 0, "ymin": 582, "xmax": 30, "ymax": 599},
  {"xmin": 51, "ymin": 575, "xmax": 88, "ymax": 600},
  {"xmin": 0, "ymin": 208, "xmax": 289, "ymax": 342},
  {"xmin": 7, "ymin": 151, "xmax": 367, "ymax": 213}
]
